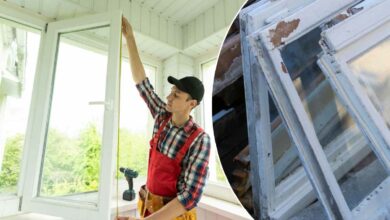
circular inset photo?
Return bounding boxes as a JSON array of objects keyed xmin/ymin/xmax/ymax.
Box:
[{"xmin": 213, "ymin": 0, "xmax": 390, "ymax": 219}]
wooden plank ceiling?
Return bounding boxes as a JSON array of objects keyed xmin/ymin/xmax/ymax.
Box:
[
  {"xmin": 2, "ymin": 0, "xmax": 244, "ymax": 60},
  {"xmin": 132, "ymin": 0, "xmax": 220, "ymax": 25}
]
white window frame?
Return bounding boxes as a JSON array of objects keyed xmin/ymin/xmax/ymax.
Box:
[
  {"xmin": 0, "ymin": 3, "xmax": 47, "ymax": 217},
  {"xmin": 241, "ymin": 0, "xmax": 370, "ymax": 219},
  {"xmin": 319, "ymin": 0, "xmax": 390, "ymax": 167},
  {"xmin": 317, "ymin": 1, "xmax": 390, "ymax": 219},
  {"xmin": 240, "ymin": 0, "xmax": 329, "ymax": 218},
  {"xmin": 196, "ymin": 56, "xmax": 243, "ymax": 205},
  {"xmin": 239, "ymin": 0, "xmax": 313, "ymax": 217},
  {"xmin": 199, "ymin": 58, "xmax": 218, "ymax": 182},
  {"xmin": 21, "ymin": 11, "xmax": 122, "ymax": 220}
]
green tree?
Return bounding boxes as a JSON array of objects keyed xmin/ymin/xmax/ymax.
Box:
[
  {"xmin": 77, "ymin": 123, "xmax": 101, "ymax": 191},
  {"xmin": 40, "ymin": 128, "xmax": 80, "ymax": 196},
  {"xmin": 0, "ymin": 134, "xmax": 24, "ymax": 193},
  {"xmin": 1, "ymin": 124, "xmax": 150, "ymax": 196},
  {"xmin": 118, "ymin": 129, "xmax": 148, "ymax": 178}
]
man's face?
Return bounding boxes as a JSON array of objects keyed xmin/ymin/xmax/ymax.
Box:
[{"xmin": 165, "ymin": 86, "xmax": 197, "ymax": 114}]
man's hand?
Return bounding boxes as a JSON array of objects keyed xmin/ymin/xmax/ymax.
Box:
[
  {"xmin": 121, "ymin": 15, "xmax": 147, "ymax": 84},
  {"xmin": 122, "ymin": 16, "xmax": 134, "ymax": 39}
]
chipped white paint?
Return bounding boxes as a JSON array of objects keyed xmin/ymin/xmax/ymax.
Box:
[
  {"xmin": 242, "ymin": 0, "xmax": 390, "ymax": 219},
  {"xmin": 318, "ymin": 1, "xmax": 390, "ymax": 218},
  {"xmin": 239, "ymin": 1, "xmax": 274, "ymax": 218},
  {"xmin": 239, "ymin": 0, "xmax": 326, "ymax": 218},
  {"xmin": 321, "ymin": 0, "xmax": 389, "ymax": 52}
]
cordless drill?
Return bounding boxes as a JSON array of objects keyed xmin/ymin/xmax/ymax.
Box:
[{"xmin": 119, "ymin": 167, "xmax": 138, "ymax": 201}]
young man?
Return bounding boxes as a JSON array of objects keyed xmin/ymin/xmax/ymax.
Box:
[{"xmin": 118, "ymin": 17, "xmax": 211, "ymax": 220}]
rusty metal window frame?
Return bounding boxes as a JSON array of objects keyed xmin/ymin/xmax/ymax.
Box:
[{"xmin": 241, "ymin": 0, "xmax": 369, "ymax": 219}]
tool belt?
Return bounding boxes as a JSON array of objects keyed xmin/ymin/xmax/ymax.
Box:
[{"xmin": 138, "ymin": 185, "xmax": 175, "ymax": 214}]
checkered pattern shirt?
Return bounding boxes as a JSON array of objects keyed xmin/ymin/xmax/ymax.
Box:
[{"xmin": 136, "ymin": 78, "xmax": 211, "ymax": 210}]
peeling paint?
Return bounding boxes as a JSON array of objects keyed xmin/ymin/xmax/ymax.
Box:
[
  {"xmin": 325, "ymin": 13, "xmax": 350, "ymax": 28},
  {"xmin": 348, "ymin": 6, "xmax": 364, "ymax": 15},
  {"xmin": 269, "ymin": 19, "xmax": 300, "ymax": 47},
  {"xmin": 281, "ymin": 62, "xmax": 288, "ymax": 73},
  {"xmin": 334, "ymin": 13, "xmax": 349, "ymax": 22}
]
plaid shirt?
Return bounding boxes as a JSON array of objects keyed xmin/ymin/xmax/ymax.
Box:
[{"xmin": 136, "ymin": 78, "xmax": 211, "ymax": 210}]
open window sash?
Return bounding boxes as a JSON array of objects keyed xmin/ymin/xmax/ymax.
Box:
[{"xmin": 21, "ymin": 11, "xmax": 122, "ymax": 220}]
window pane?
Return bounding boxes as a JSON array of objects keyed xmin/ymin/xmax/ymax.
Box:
[
  {"xmin": 39, "ymin": 26, "xmax": 110, "ymax": 204},
  {"xmin": 348, "ymin": 38, "xmax": 390, "ymax": 128},
  {"xmin": 201, "ymin": 59, "xmax": 228, "ymax": 184},
  {"xmin": 0, "ymin": 24, "xmax": 40, "ymax": 196},
  {"xmin": 281, "ymin": 27, "xmax": 388, "ymax": 212},
  {"xmin": 118, "ymin": 60, "xmax": 155, "ymax": 184},
  {"xmin": 272, "ymin": 111, "xmax": 309, "ymax": 186}
]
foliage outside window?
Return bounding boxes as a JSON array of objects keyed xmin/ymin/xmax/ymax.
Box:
[
  {"xmin": 0, "ymin": 29, "xmax": 39, "ymax": 195},
  {"xmin": 1, "ymin": 30, "xmax": 154, "ymax": 198}
]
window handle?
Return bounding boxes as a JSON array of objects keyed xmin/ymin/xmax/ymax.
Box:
[{"xmin": 88, "ymin": 100, "xmax": 113, "ymax": 110}]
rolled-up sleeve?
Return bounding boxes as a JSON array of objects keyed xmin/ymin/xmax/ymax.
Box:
[
  {"xmin": 136, "ymin": 78, "xmax": 167, "ymax": 118},
  {"xmin": 177, "ymin": 133, "xmax": 211, "ymax": 210}
]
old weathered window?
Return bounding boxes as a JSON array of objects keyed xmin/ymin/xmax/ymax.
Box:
[{"xmin": 240, "ymin": 0, "xmax": 390, "ymax": 219}]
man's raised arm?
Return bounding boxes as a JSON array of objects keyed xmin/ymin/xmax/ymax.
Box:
[{"xmin": 122, "ymin": 16, "xmax": 146, "ymax": 84}]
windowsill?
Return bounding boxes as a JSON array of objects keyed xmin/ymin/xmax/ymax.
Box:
[
  {"xmin": 111, "ymin": 179, "xmax": 252, "ymax": 219},
  {"xmin": 1, "ymin": 178, "xmax": 252, "ymax": 220},
  {"xmin": 0, "ymin": 194, "xmax": 252, "ymax": 220},
  {"xmin": 198, "ymin": 196, "xmax": 252, "ymax": 220},
  {"xmin": 111, "ymin": 194, "xmax": 252, "ymax": 220},
  {"xmin": 202, "ymin": 181, "xmax": 242, "ymax": 205}
]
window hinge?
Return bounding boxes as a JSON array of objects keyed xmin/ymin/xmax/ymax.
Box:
[{"xmin": 44, "ymin": 23, "xmax": 48, "ymax": 33}]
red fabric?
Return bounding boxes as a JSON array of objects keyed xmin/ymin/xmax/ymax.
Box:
[{"xmin": 146, "ymin": 115, "xmax": 203, "ymax": 197}]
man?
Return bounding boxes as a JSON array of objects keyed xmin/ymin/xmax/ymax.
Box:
[{"xmin": 117, "ymin": 17, "xmax": 211, "ymax": 220}]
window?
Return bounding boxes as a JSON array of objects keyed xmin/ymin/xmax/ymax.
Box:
[
  {"xmin": 38, "ymin": 27, "xmax": 111, "ymax": 202},
  {"xmin": 199, "ymin": 58, "xmax": 245, "ymax": 205},
  {"xmin": 241, "ymin": 0, "xmax": 390, "ymax": 219},
  {"xmin": 317, "ymin": 1, "xmax": 390, "ymax": 218},
  {"xmin": 117, "ymin": 60, "xmax": 156, "ymax": 187},
  {"xmin": 200, "ymin": 59, "xmax": 228, "ymax": 184},
  {"xmin": 348, "ymin": 39, "xmax": 390, "ymax": 124},
  {"xmin": 21, "ymin": 12, "xmax": 122, "ymax": 220},
  {"xmin": 0, "ymin": 18, "xmax": 40, "ymax": 216}
]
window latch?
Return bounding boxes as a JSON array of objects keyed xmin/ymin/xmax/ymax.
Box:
[{"xmin": 88, "ymin": 100, "xmax": 113, "ymax": 110}]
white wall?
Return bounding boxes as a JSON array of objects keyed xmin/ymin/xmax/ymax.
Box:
[{"xmin": 162, "ymin": 53, "xmax": 195, "ymax": 99}]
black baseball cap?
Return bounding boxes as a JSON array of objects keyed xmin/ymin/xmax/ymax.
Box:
[{"xmin": 167, "ymin": 76, "xmax": 205, "ymax": 103}]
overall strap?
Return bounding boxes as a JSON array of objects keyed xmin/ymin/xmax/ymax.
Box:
[
  {"xmin": 152, "ymin": 115, "xmax": 172, "ymax": 150},
  {"xmin": 175, "ymin": 127, "xmax": 204, "ymax": 162}
]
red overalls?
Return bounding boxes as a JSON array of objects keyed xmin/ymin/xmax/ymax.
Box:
[{"xmin": 139, "ymin": 115, "xmax": 203, "ymax": 219}]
